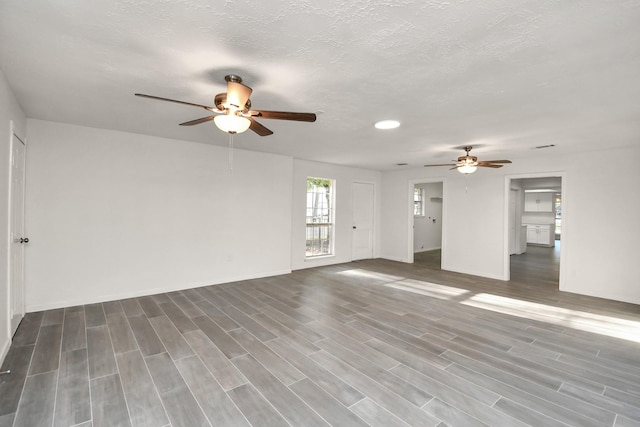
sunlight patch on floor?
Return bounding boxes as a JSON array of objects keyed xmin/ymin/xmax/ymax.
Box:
[
  {"xmin": 385, "ymin": 279, "xmax": 471, "ymax": 300},
  {"xmin": 462, "ymin": 293, "xmax": 640, "ymax": 343},
  {"xmin": 378, "ymin": 277, "xmax": 640, "ymax": 343},
  {"xmin": 337, "ymin": 269, "xmax": 405, "ymax": 282}
]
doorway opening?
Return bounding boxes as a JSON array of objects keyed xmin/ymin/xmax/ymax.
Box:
[
  {"xmin": 506, "ymin": 175, "xmax": 563, "ymax": 288},
  {"xmin": 410, "ymin": 181, "xmax": 443, "ymax": 270}
]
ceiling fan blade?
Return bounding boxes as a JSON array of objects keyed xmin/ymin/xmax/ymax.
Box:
[
  {"xmin": 179, "ymin": 115, "xmax": 216, "ymax": 126},
  {"xmin": 480, "ymin": 159, "xmax": 512, "ymax": 164},
  {"xmin": 249, "ymin": 118, "xmax": 274, "ymax": 136},
  {"xmin": 227, "ymin": 81, "xmax": 253, "ymax": 110},
  {"xmin": 250, "ymin": 110, "xmax": 317, "ymax": 122},
  {"xmin": 477, "ymin": 163, "xmax": 503, "ymax": 168},
  {"xmin": 424, "ymin": 163, "xmax": 456, "ymax": 167},
  {"xmin": 135, "ymin": 93, "xmax": 216, "ymax": 111}
]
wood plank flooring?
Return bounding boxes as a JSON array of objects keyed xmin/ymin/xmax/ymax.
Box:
[
  {"xmin": 1, "ymin": 253, "xmax": 639, "ymax": 426},
  {"xmin": 413, "ymin": 249, "xmax": 442, "ymax": 271},
  {"xmin": 510, "ymin": 243, "xmax": 561, "ymax": 289}
]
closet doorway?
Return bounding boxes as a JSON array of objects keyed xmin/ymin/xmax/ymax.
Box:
[{"xmin": 507, "ymin": 176, "xmax": 563, "ymax": 288}]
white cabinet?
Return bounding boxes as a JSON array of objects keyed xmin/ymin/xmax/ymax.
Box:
[
  {"xmin": 524, "ymin": 193, "xmax": 554, "ymax": 212},
  {"xmin": 526, "ymin": 224, "xmax": 555, "ymax": 246}
]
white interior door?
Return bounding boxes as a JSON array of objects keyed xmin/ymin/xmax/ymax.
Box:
[
  {"xmin": 8, "ymin": 128, "xmax": 26, "ymax": 337},
  {"xmin": 351, "ymin": 182, "xmax": 374, "ymax": 260}
]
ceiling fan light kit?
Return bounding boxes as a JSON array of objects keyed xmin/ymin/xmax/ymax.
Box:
[
  {"xmin": 213, "ymin": 114, "xmax": 251, "ymax": 134},
  {"xmin": 136, "ymin": 74, "xmax": 316, "ymax": 137},
  {"xmin": 457, "ymin": 163, "xmax": 478, "ymax": 174},
  {"xmin": 424, "ymin": 146, "xmax": 512, "ymax": 174}
]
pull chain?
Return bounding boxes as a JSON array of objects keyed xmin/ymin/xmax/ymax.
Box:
[{"xmin": 228, "ymin": 132, "xmax": 235, "ymax": 173}]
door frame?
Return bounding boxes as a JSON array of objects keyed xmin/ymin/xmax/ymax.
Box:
[
  {"xmin": 503, "ymin": 172, "xmax": 566, "ymax": 287},
  {"xmin": 7, "ymin": 120, "xmax": 27, "ymax": 338},
  {"xmin": 407, "ymin": 178, "xmax": 447, "ymax": 265},
  {"xmin": 508, "ymin": 188, "xmax": 518, "ymax": 255}
]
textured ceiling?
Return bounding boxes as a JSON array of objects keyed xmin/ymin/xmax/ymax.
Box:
[{"xmin": 1, "ymin": 1, "xmax": 639, "ymax": 170}]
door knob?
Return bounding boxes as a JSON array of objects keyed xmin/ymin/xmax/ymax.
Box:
[{"xmin": 20, "ymin": 237, "xmax": 29, "ymax": 243}]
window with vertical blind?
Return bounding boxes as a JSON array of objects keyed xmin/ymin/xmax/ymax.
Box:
[{"xmin": 306, "ymin": 177, "xmax": 335, "ymax": 257}]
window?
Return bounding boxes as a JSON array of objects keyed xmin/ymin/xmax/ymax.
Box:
[
  {"xmin": 555, "ymin": 195, "xmax": 562, "ymax": 236},
  {"xmin": 306, "ymin": 177, "xmax": 334, "ymax": 257},
  {"xmin": 414, "ymin": 187, "xmax": 424, "ymax": 216}
]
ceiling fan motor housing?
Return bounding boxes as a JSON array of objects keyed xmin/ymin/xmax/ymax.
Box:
[
  {"xmin": 215, "ymin": 93, "xmax": 251, "ymax": 113},
  {"xmin": 225, "ymin": 74, "xmax": 243, "ymax": 83},
  {"xmin": 458, "ymin": 155, "xmax": 478, "ymax": 163}
]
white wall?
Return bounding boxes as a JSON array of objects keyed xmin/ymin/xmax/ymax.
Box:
[
  {"xmin": 443, "ymin": 174, "xmax": 508, "ymax": 279},
  {"xmin": 291, "ymin": 159, "xmax": 381, "ymax": 270},
  {"xmin": 557, "ymin": 148, "xmax": 639, "ymax": 304},
  {"xmin": 413, "ymin": 182, "xmax": 443, "ymax": 252},
  {"xmin": 25, "ymin": 120, "xmax": 294, "ymax": 311},
  {"xmin": 381, "ymin": 146, "xmax": 640, "ymax": 305},
  {"xmin": 0, "ymin": 69, "xmax": 27, "ymax": 363}
]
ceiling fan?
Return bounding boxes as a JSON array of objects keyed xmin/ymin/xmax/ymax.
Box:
[
  {"xmin": 424, "ymin": 146, "xmax": 512, "ymax": 174},
  {"xmin": 135, "ymin": 74, "xmax": 316, "ymax": 136}
]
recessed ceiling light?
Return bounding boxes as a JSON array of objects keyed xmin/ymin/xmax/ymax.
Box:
[{"xmin": 375, "ymin": 120, "xmax": 400, "ymax": 130}]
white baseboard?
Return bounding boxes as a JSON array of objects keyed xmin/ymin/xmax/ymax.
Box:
[
  {"xmin": 442, "ymin": 264, "xmax": 507, "ymax": 281},
  {"xmin": 414, "ymin": 246, "xmax": 442, "ymax": 253},
  {"xmin": 380, "ymin": 256, "xmax": 410, "ymax": 263},
  {"xmin": 25, "ymin": 268, "xmax": 292, "ymax": 312},
  {"xmin": 0, "ymin": 337, "xmax": 10, "ymax": 367}
]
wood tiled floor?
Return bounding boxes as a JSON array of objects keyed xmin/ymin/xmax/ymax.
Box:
[{"xmin": 1, "ymin": 251, "xmax": 639, "ymax": 426}]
